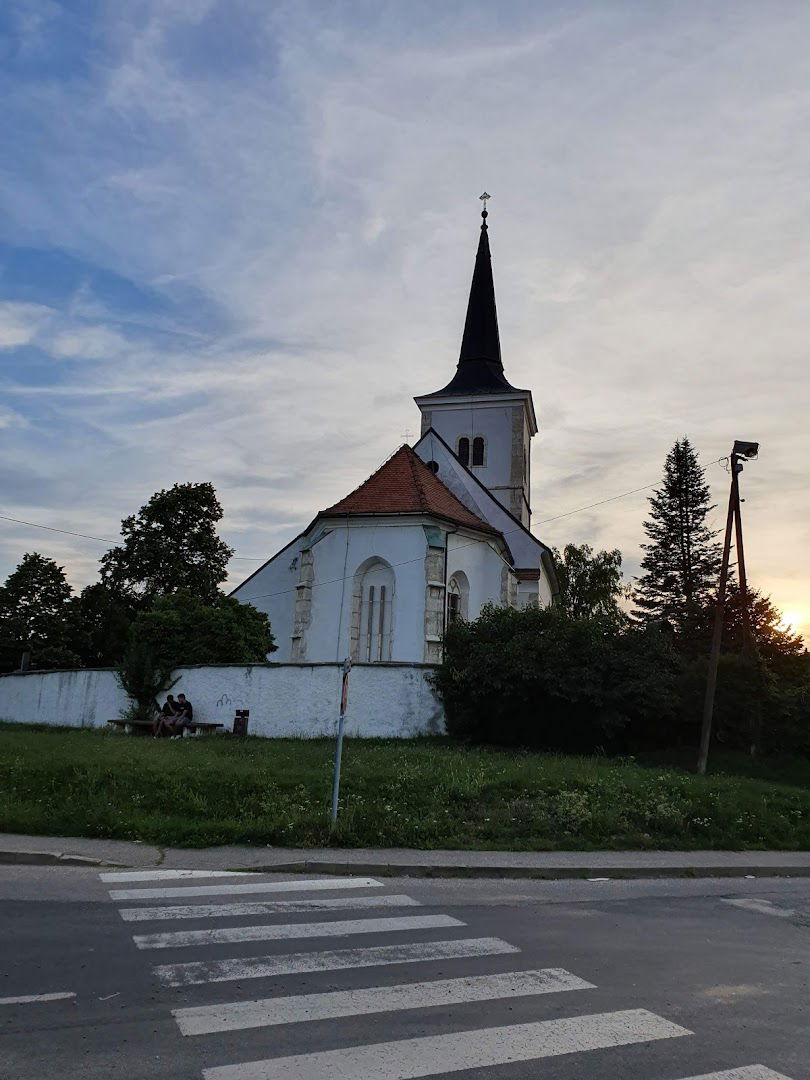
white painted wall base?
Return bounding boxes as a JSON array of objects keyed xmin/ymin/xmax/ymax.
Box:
[{"xmin": 0, "ymin": 663, "xmax": 445, "ymax": 738}]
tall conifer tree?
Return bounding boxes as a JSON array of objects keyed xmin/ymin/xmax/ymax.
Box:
[{"xmin": 634, "ymin": 438, "xmax": 720, "ymax": 638}]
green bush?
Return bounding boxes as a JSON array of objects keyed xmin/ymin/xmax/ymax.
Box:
[
  {"xmin": 434, "ymin": 604, "xmax": 678, "ymax": 752},
  {"xmin": 129, "ymin": 591, "xmax": 276, "ymax": 666}
]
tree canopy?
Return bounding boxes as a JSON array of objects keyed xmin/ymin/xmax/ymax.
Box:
[
  {"xmin": 0, "ymin": 553, "xmax": 81, "ymax": 671},
  {"xmin": 721, "ymin": 585, "xmax": 805, "ymax": 664},
  {"xmin": 74, "ymin": 583, "xmax": 135, "ymax": 667},
  {"xmin": 128, "ymin": 591, "xmax": 276, "ymax": 668},
  {"xmin": 100, "ymin": 482, "xmax": 234, "ymax": 606},
  {"xmin": 553, "ymin": 543, "xmax": 625, "ymax": 622}
]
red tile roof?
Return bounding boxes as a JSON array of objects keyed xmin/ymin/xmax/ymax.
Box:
[{"xmin": 321, "ymin": 445, "xmax": 500, "ymax": 535}]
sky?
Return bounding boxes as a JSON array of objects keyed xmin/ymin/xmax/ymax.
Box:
[{"xmin": 1, "ymin": 0, "xmax": 808, "ymax": 641}]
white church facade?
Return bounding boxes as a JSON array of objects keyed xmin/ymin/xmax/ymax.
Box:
[{"xmin": 232, "ymin": 207, "xmax": 559, "ymax": 664}]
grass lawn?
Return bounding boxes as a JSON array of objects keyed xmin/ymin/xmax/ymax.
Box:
[{"xmin": 1, "ymin": 723, "xmax": 808, "ymax": 850}]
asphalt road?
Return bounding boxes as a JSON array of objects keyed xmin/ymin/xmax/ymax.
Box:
[{"xmin": 1, "ymin": 867, "xmax": 807, "ymax": 1079}]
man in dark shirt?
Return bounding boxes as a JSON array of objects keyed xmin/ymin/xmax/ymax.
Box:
[
  {"xmin": 154, "ymin": 694, "xmax": 178, "ymax": 737},
  {"xmin": 170, "ymin": 694, "xmax": 194, "ymax": 738}
]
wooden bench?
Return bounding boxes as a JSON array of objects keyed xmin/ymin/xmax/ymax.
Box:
[
  {"xmin": 107, "ymin": 718, "xmax": 224, "ymax": 736},
  {"xmin": 108, "ymin": 718, "xmax": 157, "ymax": 735},
  {"xmin": 179, "ymin": 721, "xmax": 224, "ymax": 736}
]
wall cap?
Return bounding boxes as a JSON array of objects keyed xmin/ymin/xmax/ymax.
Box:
[{"xmin": 1, "ymin": 661, "xmax": 441, "ymax": 676}]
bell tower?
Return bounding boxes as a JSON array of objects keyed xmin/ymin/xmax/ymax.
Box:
[{"xmin": 414, "ymin": 197, "xmax": 537, "ymax": 526}]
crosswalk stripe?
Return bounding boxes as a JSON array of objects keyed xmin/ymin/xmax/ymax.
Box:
[
  {"xmin": 202, "ymin": 1008, "xmax": 690, "ymax": 1079},
  {"xmin": 109, "ymin": 877, "xmax": 383, "ymax": 901},
  {"xmin": 173, "ymin": 967, "xmax": 594, "ymax": 1036},
  {"xmin": 118, "ymin": 894, "xmax": 421, "ymax": 922},
  {"xmin": 100, "ymin": 870, "xmax": 255, "ymax": 883},
  {"xmin": 722, "ymin": 898, "xmax": 795, "ymax": 919},
  {"xmin": 155, "ymin": 936, "xmax": 519, "ymax": 987},
  {"xmin": 135, "ymin": 913, "xmax": 464, "ymax": 950},
  {"xmin": 673, "ymin": 1067, "xmax": 794, "ymax": 1075},
  {"xmin": 673, "ymin": 1069, "xmax": 794, "ymax": 1079},
  {"xmin": 0, "ymin": 992, "xmax": 76, "ymax": 1006}
]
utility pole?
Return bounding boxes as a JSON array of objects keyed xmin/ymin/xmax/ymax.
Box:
[{"xmin": 697, "ymin": 440, "xmax": 759, "ymax": 775}]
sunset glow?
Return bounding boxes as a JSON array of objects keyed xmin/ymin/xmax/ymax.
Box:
[{"xmin": 779, "ymin": 610, "xmax": 808, "ymax": 642}]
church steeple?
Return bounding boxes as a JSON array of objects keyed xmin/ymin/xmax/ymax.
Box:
[
  {"xmin": 414, "ymin": 196, "xmax": 537, "ymax": 527},
  {"xmin": 427, "ymin": 198, "xmax": 520, "ymax": 397},
  {"xmin": 459, "ymin": 203, "xmax": 501, "ymax": 365}
]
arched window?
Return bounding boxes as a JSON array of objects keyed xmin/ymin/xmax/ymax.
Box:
[
  {"xmin": 472, "ymin": 436, "xmax": 486, "ymax": 467},
  {"xmin": 351, "ymin": 558, "xmax": 394, "ymax": 662},
  {"xmin": 425, "ymin": 460, "xmax": 439, "ymax": 474},
  {"xmin": 447, "ymin": 572, "xmax": 469, "ymax": 624},
  {"xmin": 457, "ymin": 437, "xmax": 470, "ymax": 466}
]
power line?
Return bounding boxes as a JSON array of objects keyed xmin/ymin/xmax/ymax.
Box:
[
  {"xmin": 531, "ymin": 457, "xmax": 726, "ymax": 525},
  {"xmin": 0, "ymin": 513, "xmax": 117, "ymax": 545},
  {"xmin": 0, "ymin": 455, "xmax": 729, "ymax": 575},
  {"xmin": 0, "ymin": 512, "xmax": 264, "ymax": 561},
  {"xmin": 531, "ymin": 482, "xmax": 662, "ymax": 525}
]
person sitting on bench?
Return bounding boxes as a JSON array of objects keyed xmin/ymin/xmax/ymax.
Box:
[
  {"xmin": 154, "ymin": 694, "xmax": 179, "ymax": 737},
  {"xmin": 169, "ymin": 693, "xmax": 194, "ymax": 738}
]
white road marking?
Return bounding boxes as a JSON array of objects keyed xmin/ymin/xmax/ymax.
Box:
[
  {"xmin": 0, "ymin": 992, "xmax": 76, "ymax": 1005},
  {"xmin": 722, "ymin": 898, "xmax": 795, "ymax": 918},
  {"xmin": 155, "ymin": 936, "xmax": 519, "ymax": 987},
  {"xmin": 202, "ymin": 1008, "xmax": 690, "ymax": 1080},
  {"xmin": 119, "ymin": 894, "xmax": 421, "ymax": 922},
  {"xmin": 674, "ymin": 1069, "xmax": 794, "ymax": 1079},
  {"xmin": 135, "ymin": 913, "xmax": 462, "ymax": 950},
  {"xmin": 174, "ymin": 967, "xmax": 594, "ymax": 1036},
  {"xmin": 100, "ymin": 869, "xmax": 255, "ymax": 883},
  {"xmin": 109, "ymin": 877, "xmax": 383, "ymax": 901}
]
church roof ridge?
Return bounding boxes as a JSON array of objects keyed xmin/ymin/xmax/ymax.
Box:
[{"xmin": 320, "ymin": 444, "xmax": 501, "ymax": 535}]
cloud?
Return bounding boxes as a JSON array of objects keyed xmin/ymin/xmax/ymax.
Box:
[
  {"xmin": 0, "ymin": 1, "xmax": 808, "ymax": 642},
  {"xmin": 47, "ymin": 324, "xmax": 130, "ymax": 360},
  {"xmin": 0, "ymin": 300, "xmax": 52, "ymax": 347},
  {"xmin": 0, "ymin": 406, "xmax": 28, "ymax": 430}
]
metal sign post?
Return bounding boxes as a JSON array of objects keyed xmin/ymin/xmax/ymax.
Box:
[{"xmin": 329, "ymin": 658, "xmax": 352, "ymax": 831}]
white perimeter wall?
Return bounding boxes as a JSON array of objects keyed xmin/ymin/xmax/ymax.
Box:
[{"xmin": 0, "ymin": 663, "xmax": 445, "ymax": 738}]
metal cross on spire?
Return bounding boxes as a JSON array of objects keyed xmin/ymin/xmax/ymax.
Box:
[{"xmin": 479, "ymin": 191, "xmax": 491, "ymax": 214}]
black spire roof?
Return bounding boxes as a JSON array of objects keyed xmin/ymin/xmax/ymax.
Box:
[{"xmin": 423, "ymin": 207, "xmax": 523, "ymax": 397}]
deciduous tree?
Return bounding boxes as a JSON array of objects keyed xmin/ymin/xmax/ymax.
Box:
[
  {"xmin": 74, "ymin": 583, "xmax": 135, "ymax": 667},
  {"xmin": 100, "ymin": 483, "xmax": 233, "ymax": 606},
  {"xmin": 553, "ymin": 543, "xmax": 625, "ymax": 622},
  {"xmin": 117, "ymin": 592, "xmax": 275, "ymax": 722},
  {"xmin": 128, "ymin": 591, "xmax": 276, "ymax": 667},
  {"xmin": 0, "ymin": 553, "xmax": 81, "ymax": 671}
]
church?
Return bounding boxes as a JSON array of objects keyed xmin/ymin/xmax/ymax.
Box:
[{"xmin": 232, "ymin": 205, "xmax": 559, "ymax": 664}]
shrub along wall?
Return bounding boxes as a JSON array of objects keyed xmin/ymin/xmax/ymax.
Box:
[
  {"xmin": 435, "ymin": 604, "xmax": 679, "ymax": 753},
  {"xmin": 435, "ymin": 603, "xmax": 810, "ymax": 757}
]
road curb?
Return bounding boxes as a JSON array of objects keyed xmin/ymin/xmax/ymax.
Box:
[
  {"xmin": 0, "ymin": 850, "xmax": 123, "ymax": 867},
  {"xmin": 2, "ymin": 847, "xmax": 809, "ymax": 879},
  {"xmin": 245, "ymin": 860, "xmax": 810, "ymax": 881}
]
